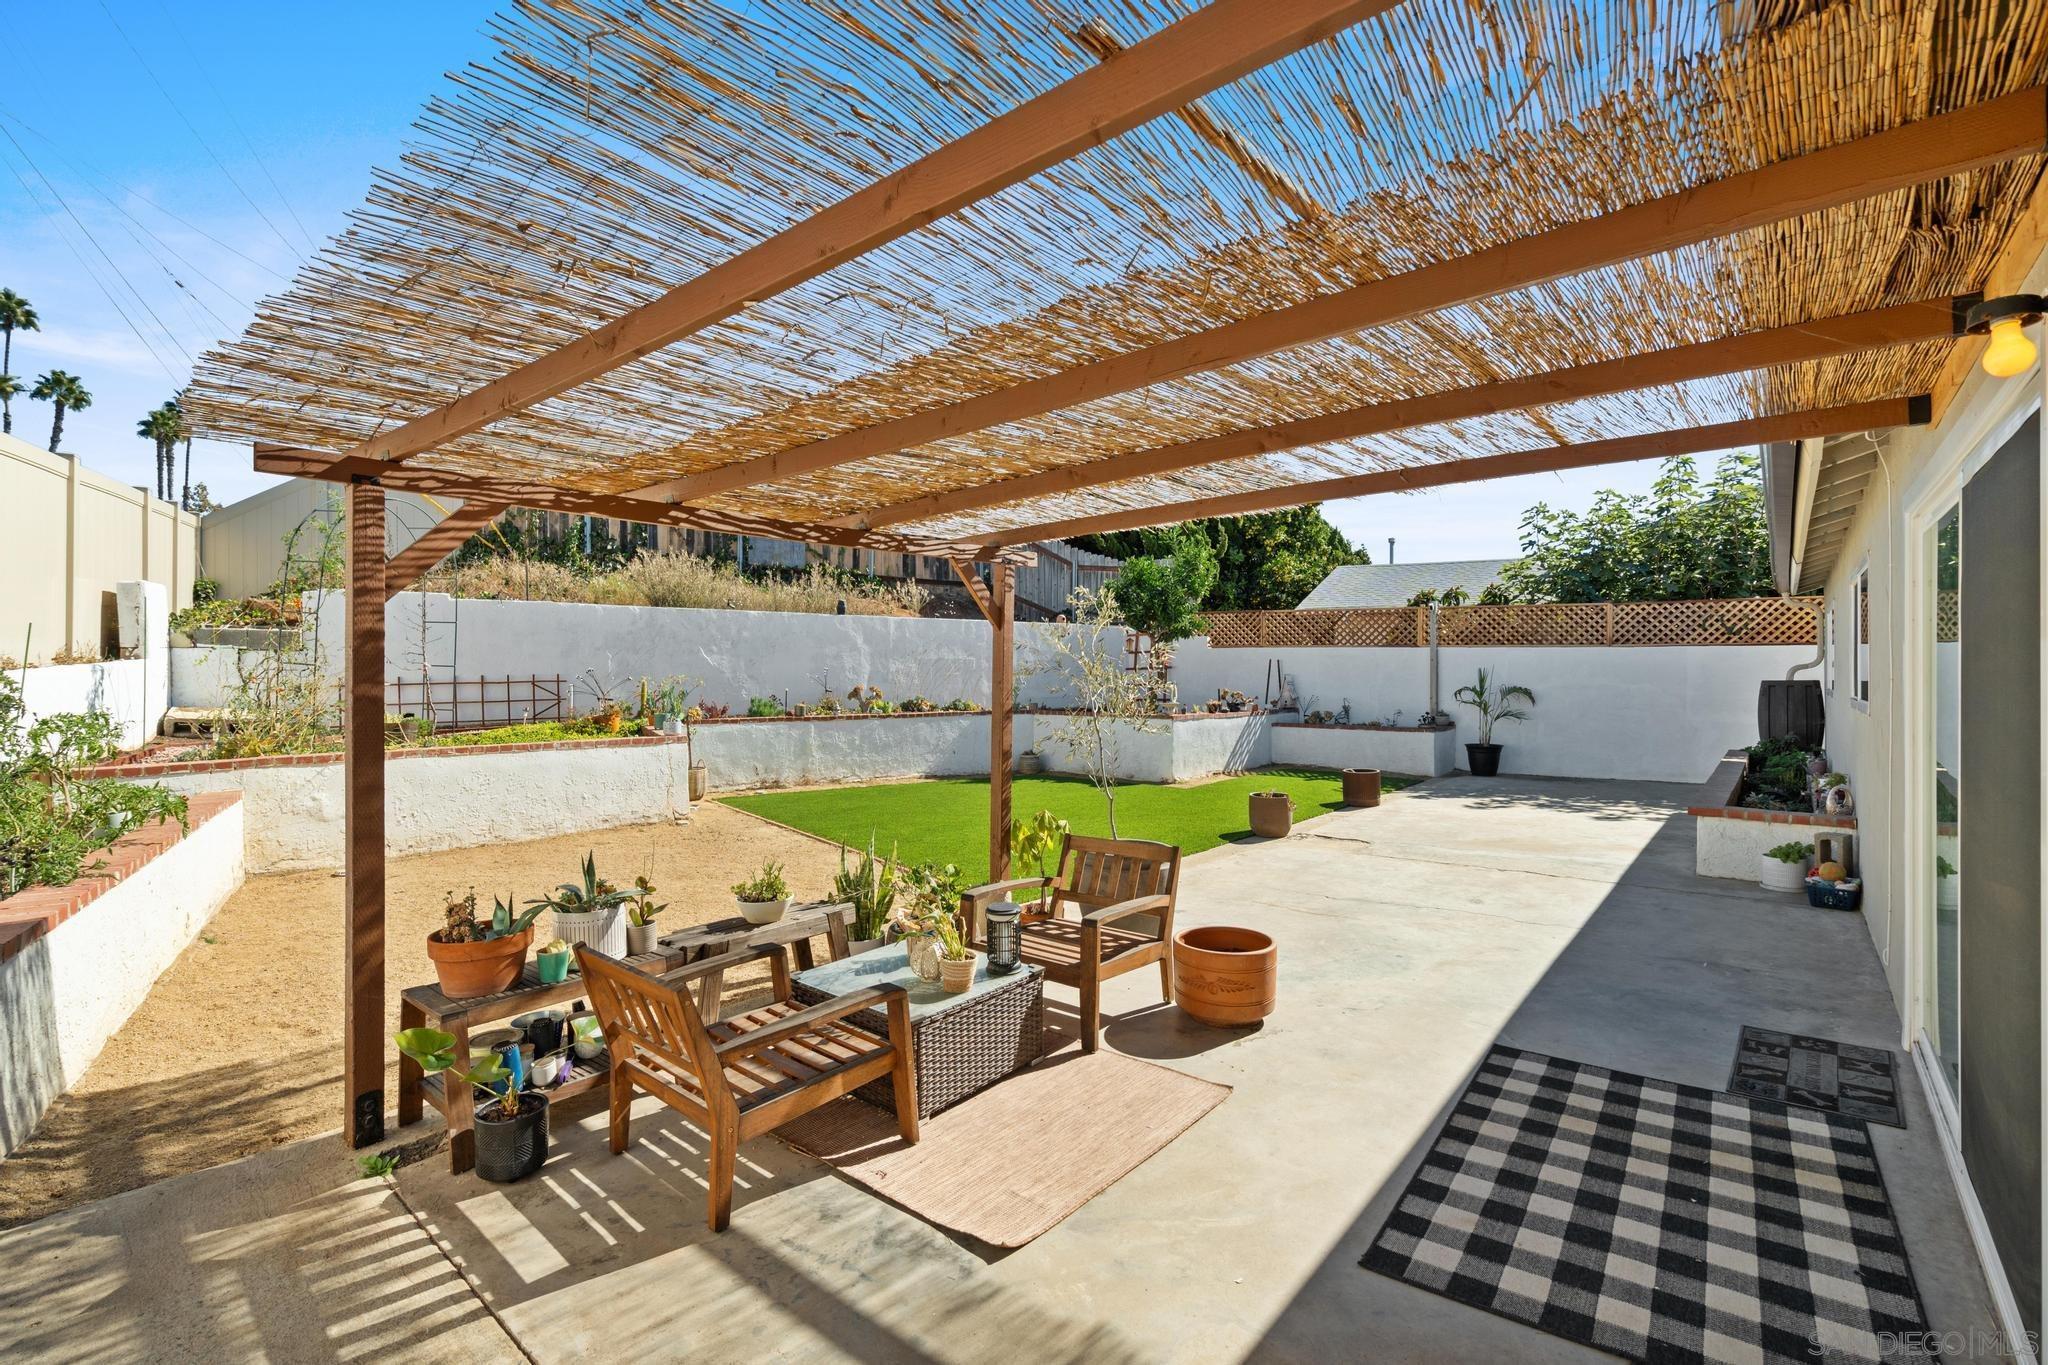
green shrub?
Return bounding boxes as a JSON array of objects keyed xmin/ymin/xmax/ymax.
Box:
[
  {"xmin": 746, "ymin": 696, "xmax": 783, "ymax": 717},
  {"xmin": 1765, "ymin": 841, "xmax": 1813, "ymax": 864}
]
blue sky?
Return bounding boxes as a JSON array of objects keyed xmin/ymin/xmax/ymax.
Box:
[{"xmin": 0, "ymin": 1, "xmax": 1705, "ymax": 563}]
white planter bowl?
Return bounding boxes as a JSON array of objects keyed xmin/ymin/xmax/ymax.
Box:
[
  {"xmin": 736, "ymin": 896, "xmax": 788, "ymax": 926},
  {"xmin": 552, "ymin": 904, "xmax": 627, "ymax": 958},
  {"xmin": 1759, "ymin": 855, "xmax": 1810, "ymax": 892}
]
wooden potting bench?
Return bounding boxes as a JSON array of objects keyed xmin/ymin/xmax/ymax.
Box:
[{"xmin": 398, "ymin": 902, "xmax": 853, "ymax": 1173}]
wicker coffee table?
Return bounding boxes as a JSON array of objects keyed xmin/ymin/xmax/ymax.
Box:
[{"xmin": 792, "ymin": 946, "xmax": 1043, "ymax": 1119}]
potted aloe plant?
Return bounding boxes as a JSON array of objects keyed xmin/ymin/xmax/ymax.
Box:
[
  {"xmin": 394, "ymin": 1029, "xmax": 548, "ymax": 1182},
  {"xmin": 833, "ymin": 835, "xmax": 897, "ymax": 952},
  {"xmin": 426, "ymin": 890, "xmax": 546, "ymax": 999},
  {"xmin": 531, "ymin": 852, "xmax": 633, "ymax": 957},
  {"xmin": 1454, "ymin": 668, "xmax": 1536, "ymax": 776},
  {"xmin": 732, "ymin": 860, "xmax": 790, "ymax": 925}
]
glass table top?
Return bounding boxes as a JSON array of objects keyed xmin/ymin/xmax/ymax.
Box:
[{"xmin": 793, "ymin": 944, "xmax": 1040, "ymax": 1020}]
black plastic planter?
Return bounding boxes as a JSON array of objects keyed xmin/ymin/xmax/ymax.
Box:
[
  {"xmin": 475, "ymin": 1092, "xmax": 549, "ymax": 1182},
  {"xmin": 1466, "ymin": 743, "xmax": 1503, "ymax": 777}
]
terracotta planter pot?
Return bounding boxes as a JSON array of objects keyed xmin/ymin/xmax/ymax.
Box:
[
  {"xmin": 1248, "ymin": 791, "xmax": 1293, "ymax": 839},
  {"xmin": 427, "ymin": 927, "xmax": 532, "ymax": 1000},
  {"xmin": 688, "ymin": 763, "xmax": 709, "ymax": 801},
  {"xmin": 1341, "ymin": 768, "xmax": 1381, "ymax": 808},
  {"xmin": 1172, "ymin": 926, "xmax": 1277, "ymax": 1027}
]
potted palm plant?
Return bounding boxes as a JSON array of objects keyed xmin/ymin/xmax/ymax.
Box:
[
  {"xmin": 833, "ymin": 835, "xmax": 897, "ymax": 952},
  {"xmin": 531, "ymin": 852, "xmax": 633, "ymax": 957},
  {"xmin": 394, "ymin": 1029, "xmax": 548, "ymax": 1182},
  {"xmin": 1454, "ymin": 668, "xmax": 1536, "ymax": 776},
  {"xmin": 732, "ymin": 860, "xmax": 790, "ymax": 925},
  {"xmin": 426, "ymin": 890, "xmax": 546, "ymax": 999}
]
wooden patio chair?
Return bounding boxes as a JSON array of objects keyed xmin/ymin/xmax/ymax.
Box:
[
  {"xmin": 575, "ymin": 942, "xmax": 919, "ymax": 1230},
  {"xmin": 961, "ymin": 834, "xmax": 1181, "ymax": 1054}
]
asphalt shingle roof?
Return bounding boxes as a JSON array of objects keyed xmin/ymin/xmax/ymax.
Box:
[{"xmin": 1297, "ymin": 558, "xmax": 1518, "ymax": 609}]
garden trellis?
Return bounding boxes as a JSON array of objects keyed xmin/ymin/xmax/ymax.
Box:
[{"xmin": 178, "ymin": 0, "xmax": 2048, "ymax": 1146}]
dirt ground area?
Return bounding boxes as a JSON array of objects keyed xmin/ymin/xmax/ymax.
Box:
[{"xmin": 0, "ymin": 801, "xmax": 845, "ymax": 1229}]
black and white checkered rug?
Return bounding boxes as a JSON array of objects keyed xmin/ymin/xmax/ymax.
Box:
[
  {"xmin": 1728, "ymin": 1027, "xmax": 1903, "ymax": 1129},
  {"xmin": 1361, "ymin": 1046, "xmax": 1930, "ymax": 1363}
]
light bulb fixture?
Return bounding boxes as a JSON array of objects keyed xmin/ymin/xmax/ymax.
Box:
[{"xmin": 1963, "ymin": 293, "xmax": 2045, "ymax": 379}]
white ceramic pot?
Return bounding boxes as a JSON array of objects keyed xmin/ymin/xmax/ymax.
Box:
[
  {"xmin": 552, "ymin": 904, "xmax": 627, "ymax": 958},
  {"xmin": 1759, "ymin": 855, "xmax": 1810, "ymax": 892},
  {"xmin": 736, "ymin": 896, "xmax": 788, "ymax": 926},
  {"xmin": 847, "ymin": 936, "xmax": 885, "ymax": 955},
  {"xmin": 626, "ymin": 922, "xmax": 660, "ymax": 955}
]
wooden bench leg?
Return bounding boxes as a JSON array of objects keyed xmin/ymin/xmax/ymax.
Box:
[
  {"xmin": 887, "ymin": 994, "xmax": 919, "ymax": 1144},
  {"xmin": 398, "ymin": 999, "xmax": 425, "ymax": 1126},
  {"xmin": 1079, "ymin": 971, "xmax": 1101, "ymax": 1054},
  {"xmin": 608, "ymin": 1058, "xmax": 633, "ymax": 1154},
  {"xmin": 445, "ymin": 1019, "xmax": 477, "ymax": 1175},
  {"xmin": 1159, "ymin": 954, "xmax": 1173, "ymax": 1002},
  {"xmin": 791, "ymin": 936, "xmax": 816, "ymax": 971}
]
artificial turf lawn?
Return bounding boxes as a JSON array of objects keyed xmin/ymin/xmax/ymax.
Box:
[{"xmin": 720, "ymin": 768, "xmax": 1420, "ymax": 882}]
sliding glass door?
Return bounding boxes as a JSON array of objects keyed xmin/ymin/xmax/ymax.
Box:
[{"xmin": 1928, "ymin": 502, "xmax": 1961, "ymax": 1101}]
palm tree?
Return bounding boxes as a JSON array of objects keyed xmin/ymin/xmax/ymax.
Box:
[
  {"xmin": 0, "ymin": 375, "xmax": 19, "ymax": 438},
  {"xmin": 31, "ymin": 370, "xmax": 90, "ymax": 453},
  {"xmin": 137, "ymin": 405, "xmax": 177, "ymax": 498},
  {"xmin": 170, "ymin": 389, "xmax": 193, "ymax": 511},
  {"xmin": 0, "ymin": 289, "xmax": 37, "ymax": 435}
]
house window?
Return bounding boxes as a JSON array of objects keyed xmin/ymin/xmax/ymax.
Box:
[
  {"xmin": 1852, "ymin": 565, "xmax": 1871, "ymax": 708},
  {"xmin": 1822, "ymin": 606, "xmax": 1835, "ymax": 696}
]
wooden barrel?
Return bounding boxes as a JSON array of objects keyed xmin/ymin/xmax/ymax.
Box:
[
  {"xmin": 1341, "ymin": 768, "xmax": 1381, "ymax": 807},
  {"xmin": 1172, "ymin": 926, "xmax": 1277, "ymax": 1026}
]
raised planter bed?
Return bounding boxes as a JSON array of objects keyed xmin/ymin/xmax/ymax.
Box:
[
  {"xmin": 1688, "ymin": 751, "xmax": 1855, "ymax": 882},
  {"xmin": 0, "ymin": 791, "xmax": 244, "ymax": 1157}
]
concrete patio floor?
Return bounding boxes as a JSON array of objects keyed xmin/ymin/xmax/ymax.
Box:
[{"xmin": 0, "ymin": 776, "xmax": 2004, "ymax": 1363}]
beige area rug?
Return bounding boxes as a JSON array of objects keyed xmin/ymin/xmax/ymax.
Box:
[{"xmin": 777, "ymin": 1050, "xmax": 1229, "ymax": 1247}]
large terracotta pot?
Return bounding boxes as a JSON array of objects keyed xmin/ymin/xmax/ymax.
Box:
[
  {"xmin": 1341, "ymin": 768, "xmax": 1381, "ymax": 808},
  {"xmin": 427, "ymin": 927, "xmax": 532, "ymax": 999},
  {"xmin": 1172, "ymin": 926, "xmax": 1277, "ymax": 1027},
  {"xmin": 1248, "ymin": 791, "xmax": 1293, "ymax": 838}
]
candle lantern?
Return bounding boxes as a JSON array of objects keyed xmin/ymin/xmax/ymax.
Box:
[{"xmin": 984, "ymin": 901, "xmax": 1023, "ymax": 975}]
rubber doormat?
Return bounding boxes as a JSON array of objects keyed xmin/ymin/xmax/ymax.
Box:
[{"xmin": 1728, "ymin": 1026, "xmax": 1903, "ymax": 1129}]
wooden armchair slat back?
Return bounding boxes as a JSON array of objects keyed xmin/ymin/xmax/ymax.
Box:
[
  {"xmin": 578, "ymin": 950, "xmax": 721, "ymax": 1099},
  {"xmin": 1054, "ymin": 835, "xmax": 1180, "ymax": 938}
]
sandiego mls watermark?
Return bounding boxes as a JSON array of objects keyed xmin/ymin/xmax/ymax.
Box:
[{"xmin": 1813, "ymin": 1327, "xmax": 2043, "ymax": 1359}]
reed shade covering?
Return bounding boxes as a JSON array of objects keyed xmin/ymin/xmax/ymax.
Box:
[
  {"xmin": 776, "ymin": 1047, "xmax": 1229, "ymax": 1246},
  {"xmin": 184, "ymin": 0, "xmax": 2048, "ymax": 549}
]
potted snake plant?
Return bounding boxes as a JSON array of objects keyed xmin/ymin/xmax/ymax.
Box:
[
  {"xmin": 833, "ymin": 835, "xmax": 897, "ymax": 952},
  {"xmin": 1454, "ymin": 668, "xmax": 1536, "ymax": 777}
]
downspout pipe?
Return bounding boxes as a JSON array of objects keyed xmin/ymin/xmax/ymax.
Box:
[
  {"xmin": 1785, "ymin": 436, "xmax": 1826, "ymax": 681},
  {"xmin": 1428, "ymin": 603, "xmax": 1441, "ymax": 720}
]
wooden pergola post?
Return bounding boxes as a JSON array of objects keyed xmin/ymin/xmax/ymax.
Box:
[
  {"xmin": 344, "ymin": 478, "xmax": 387, "ymax": 1148},
  {"xmin": 988, "ymin": 561, "xmax": 1015, "ymax": 881}
]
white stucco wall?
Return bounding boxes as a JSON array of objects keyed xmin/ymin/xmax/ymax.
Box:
[
  {"xmin": 1269, "ymin": 723, "xmax": 1458, "ymax": 777},
  {"xmin": 693, "ymin": 714, "xmax": 989, "ymax": 789},
  {"xmin": 169, "ymin": 643, "xmax": 275, "ymax": 710},
  {"xmin": 13, "ymin": 580, "xmax": 168, "ymax": 748},
  {"xmin": 139, "ymin": 741, "xmax": 691, "ymax": 873},
  {"xmin": 0, "ymin": 799, "xmax": 244, "ymax": 1157},
  {"xmin": 313, "ymin": 591, "xmax": 1006, "ymax": 722}
]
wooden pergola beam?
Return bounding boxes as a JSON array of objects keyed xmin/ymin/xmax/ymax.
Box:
[
  {"xmin": 253, "ymin": 445, "xmax": 1032, "ymax": 563},
  {"xmin": 383, "ymin": 501, "xmax": 508, "ymax": 599},
  {"xmin": 850, "ymin": 297, "xmax": 1958, "ymax": 531},
  {"xmin": 971, "ymin": 397, "xmax": 1925, "ymax": 550},
  {"xmin": 638, "ymin": 90, "xmax": 2044, "ymax": 509},
  {"xmin": 329, "ymin": 0, "xmax": 1400, "ymax": 471}
]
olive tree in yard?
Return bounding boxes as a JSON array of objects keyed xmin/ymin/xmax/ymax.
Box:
[{"xmin": 1030, "ymin": 586, "xmax": 1167, "ymax": 839}]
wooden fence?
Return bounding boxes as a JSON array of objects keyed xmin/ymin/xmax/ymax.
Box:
[{"xmin": 1203, "ymin": 597, "xmax": 1821, "ymax": 649}]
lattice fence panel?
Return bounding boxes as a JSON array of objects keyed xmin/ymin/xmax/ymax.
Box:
[
  {"xmin": 1333, "ymin": 609, "xmax": 1424, "ymax": 647},
  {"xmin": 1935, "ymin": 588, "xmax": 1958, "ymax": 644},
  {"xmin": 1437, "ymin": 603, "xmax": 1609, "ymax": 647},
  {"xmin": 1205, "ymin": 598, "xmax": 1821, "ymax": 648},
  {"xmin": 1611, "ymin": 596, "xmax": 1820, "ymax": 646}
]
